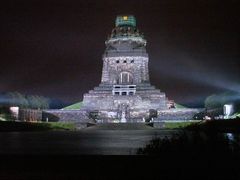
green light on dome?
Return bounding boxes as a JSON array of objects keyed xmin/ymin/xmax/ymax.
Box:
[{"xmin": 115, "ymin": 15, "xmax": 136, "ymax": 27}]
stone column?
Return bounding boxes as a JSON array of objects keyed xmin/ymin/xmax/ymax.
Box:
[
  {"xmin": 144, "ymin": 59, "xmax": 150, "ymax": 82},
  {"xmin": 101, "ymin": 58, "xmax": 109, "ymax": 83}
]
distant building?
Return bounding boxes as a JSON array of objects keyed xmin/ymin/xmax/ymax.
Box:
[
  {"xmin": 223, "ymin": 104, "xmax": 234, "ymax": 119},
  {"xmin": 9, "ymin": 106, "xmax": 19, "ymax": 120}
]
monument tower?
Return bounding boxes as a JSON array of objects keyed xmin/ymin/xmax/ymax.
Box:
[
  {"xmin": 43, "ymin": 15, "xmax": 200, "ymax": 123},
  {"xmin": 82, "ymin": 15, "xmax": 169, "ymax": 122}
]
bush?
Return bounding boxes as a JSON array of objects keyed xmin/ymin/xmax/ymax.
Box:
[{"xmin": 137, "ymin": 130, "xmax": 240, "ymax": 155}]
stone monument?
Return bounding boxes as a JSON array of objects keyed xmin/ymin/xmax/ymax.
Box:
[
  {"xmin": 81, "ymin": 15, "xmax": 169, "ymax": 122},
  {"xmin": 43, "ymin": 15, "xmax": 201, "ymax": 124}
]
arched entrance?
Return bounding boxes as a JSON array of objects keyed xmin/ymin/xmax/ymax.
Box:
[{"xmin": 117, "ymin": 72, "xmax": 133, "ymax": 84}]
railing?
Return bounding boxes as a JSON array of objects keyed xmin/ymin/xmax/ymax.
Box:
[{"xmin": 112, "ymin": 85, "xmax": 136, "ymax": 95}]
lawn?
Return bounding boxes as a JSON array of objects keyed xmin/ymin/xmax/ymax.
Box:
[
  {"xmin": 62, "ymin": 102, "xmax": 83, "ymax": 110},
  {"xmin": 0, "ymin": 113, "xmax": 14, "ymax": 121},
  {"xmin": 174, "ymin": 103, "xmax": 187, "ymax": 109}
]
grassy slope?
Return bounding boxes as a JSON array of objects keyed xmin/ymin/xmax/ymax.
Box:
[
  {"xmin": 175, "ymin": 103, "xmax": 187, "ymax": 109},
  {"xmin": 0, "ymin": 113, "xmax": 13, "ymax": 121},
  {"xmin": 0, "ymin": 116, "xmax": 6, "ymax": 121},
  {"xmin": 63, "ymin": 102, "xmax": 83, "ymax": 110},
  {"xmin": 231, "ymin": 112, "xmax": 240, "ymax": 118}
]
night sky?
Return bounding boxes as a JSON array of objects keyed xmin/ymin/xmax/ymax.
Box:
[{"xmin": 0, "ymin": 0, "xmax": 239, "ymax": 107}]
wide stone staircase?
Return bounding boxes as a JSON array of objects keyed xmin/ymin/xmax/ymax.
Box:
[{"xmin": 86, "ymin": 123, "xmax": 154, "ymax": 130}]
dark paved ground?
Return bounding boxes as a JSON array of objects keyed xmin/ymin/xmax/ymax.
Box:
[
  {"xmin": 0, "ymin": 123, "xmax": 177, "ymax": 155},
  {"xmin": 0, "ymin": 123, "xmax": 239, "ymax": 179},
  {"xmin": 86, "ymin": 122, "xmax": 155, "ymax": 130}
]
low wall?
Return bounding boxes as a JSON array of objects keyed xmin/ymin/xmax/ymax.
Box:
[
  {"xmin": 19, "ymin": 109, "xmax": 42, "ymax": 122},
  {"xmin": 156, "ymin": 108, "xmax": 202, "ymax": 121},
  {"xmin": 18, "ymin": 108, "xmax": 203, "ymax": 123},
  {"xmin": 42, "ymin": 110, "xmax": 92, "ymax": 123},
  {"xmin": 43, "ymin": 108, "xmax": 202, "ymax": 122}
]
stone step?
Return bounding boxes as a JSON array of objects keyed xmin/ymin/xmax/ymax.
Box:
[{"xmin": 86, "ymin": 123, "xmax": 154, "ymax": 130}]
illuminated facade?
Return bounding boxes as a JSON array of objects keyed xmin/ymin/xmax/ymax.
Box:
[
  {"xmin": 82, "ymin": 15, "xmax": 169, "ymax": 122},
  {"xmin": 42, "ymin": 15, "xmax": 201, "ymax": 123}
]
